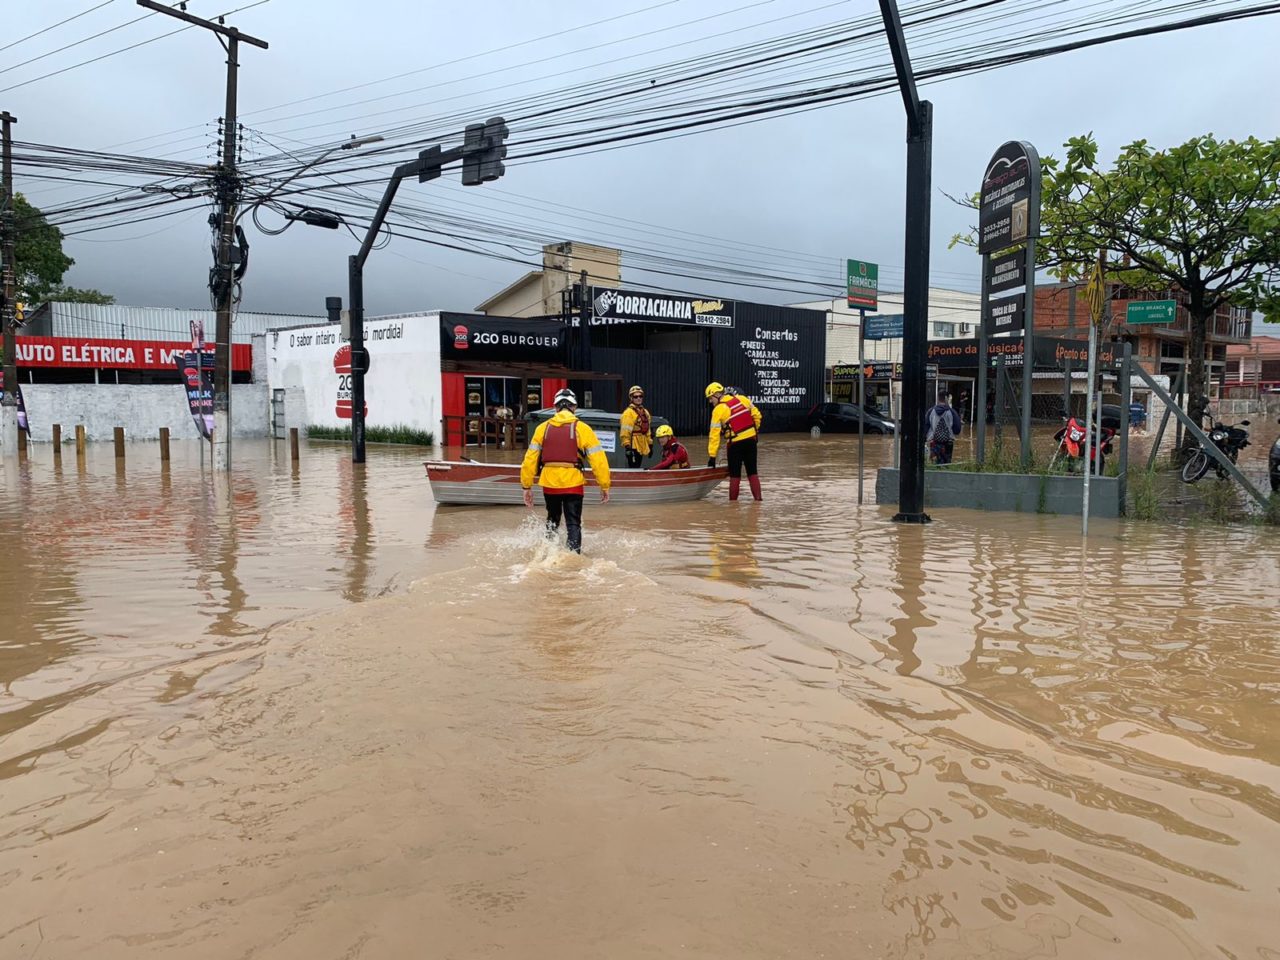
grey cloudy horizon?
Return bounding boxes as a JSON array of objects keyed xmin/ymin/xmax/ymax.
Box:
[{"xmin": 4, "ymin": 0, "xmax": 1278, "ymax": 319}]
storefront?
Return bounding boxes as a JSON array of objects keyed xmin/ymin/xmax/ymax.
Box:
[{"xmin": 265, "ymin": 291, "xmax": 826, "ymax": 447}]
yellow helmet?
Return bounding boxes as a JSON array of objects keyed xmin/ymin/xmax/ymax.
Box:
[
  {"xmin": 628, "ymin": 385, "xmax": 644, "ymax": 398},
  {"xmin": 704, "ymin": 381, "xmax": 724, "ymax": 400},
  {"xmin": 655, "ymin": 424, "xmax": 674, "ymax": 440}
]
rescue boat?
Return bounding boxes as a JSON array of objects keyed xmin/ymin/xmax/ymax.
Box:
[{"xmin": 424, "ymin": 460, "xmax": 724, "ymax": 506}]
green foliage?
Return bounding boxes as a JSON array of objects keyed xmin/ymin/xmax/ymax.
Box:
[
  {"xmin": 306, "ymin": 423, "xmax": 435, "ymax": 446},
  {"xmin": 12, "ymin": 193, "xmax": 73, "ymax": 304},
  {"xmin": 1200, "ymin": 479, "xmax": 1240, "ymax": 525},
  {"xmin": 952, "ymin": 134, "xmax": 1280, "ymax": 426},
  {"xmin": 10, "ymin": 194, "xmax": 114, "ymax": 306},
  {"xmin": 1263, "ymin": 492, "xmax": 1280, "ymax": 527},
  {"xmin": 50, "ymin": 286, "xmax": 115, "ymax": 305},
  {"xmin": 1128, "ymin": 468, "xmax": 1162, "ymax": 521}
]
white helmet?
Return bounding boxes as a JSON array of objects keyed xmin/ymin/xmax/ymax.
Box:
[{"xmin": 553, "ymin": 388, "xmax": 577, "ymax": 410}]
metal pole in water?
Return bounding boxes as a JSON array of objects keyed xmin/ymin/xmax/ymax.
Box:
[
  {"xmin": 1083, "ymin": 320, "xmax": 1097, "ymax": 536},
  {"xmin": 857, "ymin": 308, "xmax": 865, "ymax": 505}
]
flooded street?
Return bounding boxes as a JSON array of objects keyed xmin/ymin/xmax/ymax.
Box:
[{"xmin": 2, "ymin": 435, "xmax": 1279, "ymax": 959}]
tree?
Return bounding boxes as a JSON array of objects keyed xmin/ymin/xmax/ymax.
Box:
[
  {"xmin": 49, "ymin": 286, "xmax": 115, "ymax": 305},
  {"xmin": 10, "ymin": 193, "xmax": 113, "ymax": 306},
  {"xmin": 1035, "ymin": 134, "xmax": 1280, "ymax": 434}
]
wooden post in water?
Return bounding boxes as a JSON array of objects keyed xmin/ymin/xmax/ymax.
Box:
[
  {"xmin": 52, "ymin": 423, "xmax": 62, "ymax": 461},
  {"xmin": 17, "ymin": 425, "xmax": 27, "ymax": 454},
  {"xmin": 75, "ymin": 425, "xmax": 86, "ymax": 456},
  {"xmin": 289, "ymin": 427, "xmax": 300, "ymax": 462},
  {"xmin": 114, "ymin": 427, "xmax": 125, "ymax": 459},
  {"xmin": 159, "ymin": 427, "xmax": 171, "ymax": 462}
]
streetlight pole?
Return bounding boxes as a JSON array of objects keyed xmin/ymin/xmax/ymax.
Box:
[{"xmin": 878, "ymin": 0, "xmax": 933, "ymax": 524}]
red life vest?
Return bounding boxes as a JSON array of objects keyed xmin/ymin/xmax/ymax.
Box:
[
  {"xmin": 723, "ymin": 396, "xmax": 756, "ymax": 437},
  {"xmin": 539, "ymin": 421, "xmax": 582, "ymax": 468}
]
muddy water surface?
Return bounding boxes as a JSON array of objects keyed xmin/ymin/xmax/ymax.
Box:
[{"xmin": 2, "ymin": 436, "xmax": 1279, "ymax": 959}]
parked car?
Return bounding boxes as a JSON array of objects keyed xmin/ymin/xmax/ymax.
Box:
[{"xmin": 806, "ymin": 402, "xmax": 896, "ymax": 435}]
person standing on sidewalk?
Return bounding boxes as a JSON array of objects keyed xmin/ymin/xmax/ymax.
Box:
[
  {"xmin": 620, "ymin": 385, "xmax": 652, "ymax": 468},
  {"xmin": 705, "ymin": 381, "xmax": 763, "ymax": 501},
  {"xmin": 521, "ymin": 388, "xmax": 611, "ymax": 553}
]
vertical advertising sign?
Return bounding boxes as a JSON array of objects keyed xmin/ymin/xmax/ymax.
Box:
[
  {"xmin": 176, "ymin": 321, "xmax": 214, "ymax": 439},
  {"xmin": 846, "ymin": 259, "xmax": 879, "ymax": 310},
  {"xmin": 977, "ymin": 140, "xmax": 1042, "ymax": 467}
]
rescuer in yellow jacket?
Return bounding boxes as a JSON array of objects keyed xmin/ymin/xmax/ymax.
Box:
[
  {"xmin": 706, "ymin": 382, "xmax": 763, "ymax": 502},
  {"xmin": 521, "ymin": 388, "xmax": 611, "ymax": 553},
  {"xmin": 619, "ymin": 384, "xmax": 653, "ymax": 468}
]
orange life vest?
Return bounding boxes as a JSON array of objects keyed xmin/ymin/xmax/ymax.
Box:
[
  {"xmin": 539, "ymin": 421, "xmax": 582, "ymax": 468},
  {"xmin": 724, "ymin": 396, "xmax": 756, "ymax": 437}
]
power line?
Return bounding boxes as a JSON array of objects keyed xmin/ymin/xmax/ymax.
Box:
[
  {"xmin": 0, "ymin": 1, "xmax": 273, "ymax": 95},
  {"xmin": 0, "ymin": 0, "xmax": 117, "ymax": 55}
]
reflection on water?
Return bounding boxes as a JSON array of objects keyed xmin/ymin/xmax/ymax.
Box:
[{"xmin": 2, "ymin": 434, "xmax": 1279, "ymax": 958}]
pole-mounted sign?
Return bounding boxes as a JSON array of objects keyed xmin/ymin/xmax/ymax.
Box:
[
  {"xmin": 976, "ymin": 140, "xmax": 1042, "ymax": 468},
  {"xmin": 846, "ymin": 259, "xmax": 879, "ymax": 310},
  {"xmin": 979, "ymin": 141, "xmax": 1041, "ymax": 255}
]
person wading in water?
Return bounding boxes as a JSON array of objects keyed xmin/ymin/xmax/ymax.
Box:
[
  {"xmin": 620, "ymin": 385, "xmax": 652, "ymax": 468},
  {"xmin": 705, "ymin": 381, "xmax": 763, "ymax": 501},
  {"xmin": 521, "ymin": 388, "xmax": 611, "ymax": 553}
]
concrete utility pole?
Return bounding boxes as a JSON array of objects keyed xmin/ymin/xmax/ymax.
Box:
[
  {"xmin": 137, "ymin": 1, "xmax": 267, "ymax": 472},
  {"xmin": 1, "ymin": 110, "xmax": 17, "ymax": 460},
  {"xmin": 878, "ymin": 0, "xmax": 932, "ymax": 523}
]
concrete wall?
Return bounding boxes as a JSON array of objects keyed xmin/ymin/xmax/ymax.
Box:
[
  {"xmin": 267, "ymin": 313, "xmax": 442, "ymax": 439},
  {"xmin": 21, "ymin": 383, "xmax": 269, "ymax": 442},
  {"xmin": 876, "ymin": 466, "xmax": 1124, "ymax": 518}
]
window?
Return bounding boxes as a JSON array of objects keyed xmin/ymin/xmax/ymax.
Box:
[{"xmin": 933, "ymin": 322, "xmax": 956, "ymax": 339}]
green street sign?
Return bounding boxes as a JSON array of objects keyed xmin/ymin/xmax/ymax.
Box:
[
  {"xmin": 1126, "ymin": 300, "xmax": 1176, "ymax": 325},
  {"xmin": 847, "ymin": 259, "xmax": 878, "ymax": 310}
]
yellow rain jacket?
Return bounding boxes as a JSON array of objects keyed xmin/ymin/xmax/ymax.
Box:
[
  {"xmin": 620, "ymin": 404, "xmax": 653, "ymax": 456},
  {"xmin": 708, "ymin": 395, "xmax": 762, "ymax": 459},
  {"xmin": 521, "ymin": 410, "xmax": 612, "ymax": 495}
]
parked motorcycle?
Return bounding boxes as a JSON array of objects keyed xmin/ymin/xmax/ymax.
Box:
[
  {"xmin": 1181, "ymin": 419, "xmax": 1251, "ymax": 484},
  {"xmin": 1269, "ymin": 417, "xmax": 1279, "ymax": 493},
  {"xmin": 1051, "ymin": 416, "xmax": 1116, "ymax": 475}
]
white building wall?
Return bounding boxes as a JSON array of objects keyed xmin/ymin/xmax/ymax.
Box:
[
  {"xmin": 267, "ymin": 312, "xmax": 442, "ymax": 439},
  {"xmin": 22, "ymin": 383, "xmax": 269, "ymax": 441}
]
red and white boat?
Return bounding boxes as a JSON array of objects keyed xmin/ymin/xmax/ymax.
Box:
[{"xmin": 424, "ymin": 460, "xmax": 724, "ymax": 505}]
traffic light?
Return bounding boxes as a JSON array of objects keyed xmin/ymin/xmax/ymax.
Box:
[
  {"xmin": 478, "ymin": 116, "xmax": 508, "ymax": 183},
  {"xmin": 13, "ymin": 302, "xmax": 24, "ymax": 325},
  {"xmin": 461, "ymin": 117, "xmax": 508, "ymax": 186},
  {"xmin": 460, "ymin": 123, "xmax": 486, "ymax": 186}
]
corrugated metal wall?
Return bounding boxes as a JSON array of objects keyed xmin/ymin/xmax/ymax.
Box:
[
  {"xmin": 27, "ymin": 303, "xmax": 322, "ymax": 343},
  {"xmin": 710, "ymin": 303, "xmax": 826, "ymax": 432},
  {"xmin": 592, "ymin": 346, "xmax": 710, "ymax": 437}
]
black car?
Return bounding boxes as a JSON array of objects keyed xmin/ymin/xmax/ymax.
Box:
[{"xmin": 807, "ymin": 402, "xmax": 897, "ymax": 435}]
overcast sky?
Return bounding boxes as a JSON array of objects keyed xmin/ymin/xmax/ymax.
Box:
[{"xmin": 5, "ymin": 0, "xmax": 1279, "ymax": 319}]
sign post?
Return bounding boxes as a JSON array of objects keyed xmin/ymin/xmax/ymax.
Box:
[
  {"xmin": 978, "ymin": 140, "xmax": 1042, "ymax": 469},
  {"xmin": 848, "ymin": 260, "xmax": 877, "ymax": 506},
  {"xmin": 1082, "ymin": 254, "xmax": 1105, "ymax": 536},
  {"xmin": 857, "ymin": 309, "xmax": 866, "ymax": 505}
]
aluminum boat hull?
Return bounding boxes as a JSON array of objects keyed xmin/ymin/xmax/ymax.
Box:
[{"xmin": 425, "ymin": 460, "xmax": 724, "ymax": 505}]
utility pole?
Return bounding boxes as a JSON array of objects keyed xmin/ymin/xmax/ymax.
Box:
[
  {"xmin": 1, "ymin": 111, "xmax": 17, "ymax": 460},
  {"xmin": 878, "ymin": 0, "xmax": 932, "ymax": 523},
  {"xmin": 137, "ymin": 1, "xmax": 267, "ymax": 472}
]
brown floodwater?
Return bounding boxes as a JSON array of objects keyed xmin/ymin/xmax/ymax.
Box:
[{"xmin": 1, "ymin": 435, "xmax": 1278, "ymax": 959}]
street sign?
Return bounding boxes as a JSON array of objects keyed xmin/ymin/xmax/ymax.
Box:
[
  {"xmin": 986, "ymin": 250, "xmax": 1026, "ymax": 294},
  {"xmin": 863, "ymin": 313, "xmax": 903, "ymax": 340},
  {"xmin": 983, "ymin": 292, "xmax": 1025, "ymax": 337},
  {"xmin": 846, "ymin": 259, "xmax": 878, "ymax": 310},
  {"xmin": 979, "ymin": 141, "xmax": 1042, "ymax": 254},
  {"xmin": 1125, "ymin": 300, "xmax": 1176, "ymax": 325}
]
